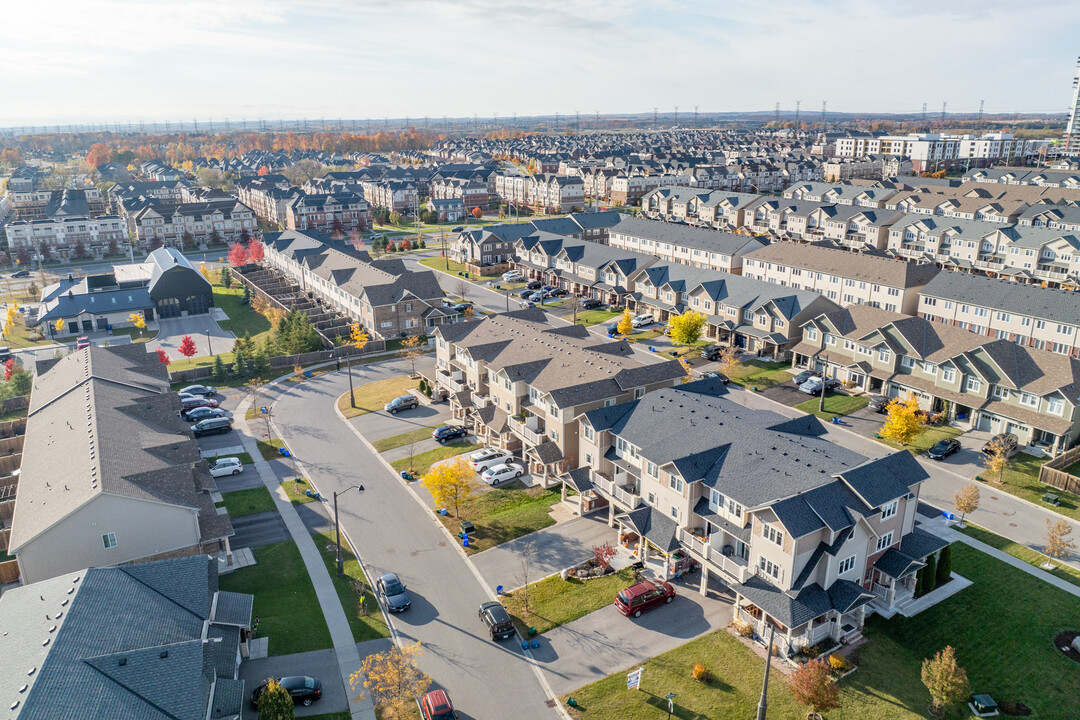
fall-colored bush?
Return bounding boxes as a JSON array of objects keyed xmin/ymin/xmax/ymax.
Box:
[
  {"xmin": 691, "ymin": 663, "xmax": 712, "ymax": 683},
  {"xmin": 828, "ymin": 653, "xmax": 852, "ymax": 672}
]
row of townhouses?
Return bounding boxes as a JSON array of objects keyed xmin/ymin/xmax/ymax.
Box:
[
  {"xmin": 284, "ymin": 191, "xmax": 372, "ymax": 234},
  {"xmin": 125, "ymin": 198, "xmax": 257, "ymax": 248},
  {"xmin": 493, "ymin": 173, "xmax": 586, "ymax": 213}
]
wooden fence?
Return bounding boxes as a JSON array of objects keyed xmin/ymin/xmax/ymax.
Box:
[
  {"xmin": 0, "ymin": 396, "xmax": 28, "ymax": 415},
  {"xmin": 0, "ymin": 560, "xmax": 19, "ymax": 585},
  {"xmin": 0, "ymin": 528, "xmax": 8, "ymax": 552},
  {"xmin": 169, "ymin": 343, "xmax": 387, "ymax": 383},
  {"xmin": 0, "ymin": 418, "xmax": 27, "ymax": 440},
  {"xmin": 1039, "ymin": 444, "xmax": 1080, "ymax": 495}
]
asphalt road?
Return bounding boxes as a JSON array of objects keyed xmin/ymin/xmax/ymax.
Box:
[{"xmin": 268, "ymin": 360, "xmax": 561, "ymax": 720}]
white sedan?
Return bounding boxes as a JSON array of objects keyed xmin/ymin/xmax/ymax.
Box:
[
  {"xmin": 208, "ymin": 457, "xmax": 244, "ymax": 477},
  {"xmin": 468, "ymin": 448, "xmax": 513, "ymax": 472},
  {"xmin": 481, "ymin": 462, "xmax": 525, "ymax": 486}
]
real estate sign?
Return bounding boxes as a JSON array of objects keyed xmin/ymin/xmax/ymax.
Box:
[{"xmin": 626, "ymin": 667, "xmax": 642, "ymax": 691}]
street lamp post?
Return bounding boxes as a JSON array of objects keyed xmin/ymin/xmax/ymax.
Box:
[
  {"xmin": 206, "ymin": 330, "xmax": 213, "ymax": 356},
  {"xmin": 756, "ymin": 622, "xmax": 776, "ymax": 720},
  {"xmin": 334, "ymin": 484, "xmax": 365, "ymax": 576}
]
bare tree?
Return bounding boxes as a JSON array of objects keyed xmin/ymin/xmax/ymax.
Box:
[
  {"xmin": 454, "ymin": 277, "xmax": 469, "ymax": 303},
  {"xmin": 1046, "ymin": 518, "xmax": 1076, "ymax": 559},
  {"xmin": 516, "ymin": 541, "xmax": 537, "ymax": 614}
]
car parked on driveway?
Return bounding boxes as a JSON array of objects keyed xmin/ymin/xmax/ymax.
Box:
[
  {"xmin": 377, "ymin": 572, "xmax": 410, "ymax": 612},
  {"xmin": 982, "ymin": 433, "xmax": 1018, "ymax": 457},
  {"xmin": 700, "ymin": 346, "xmax": 725, "ymax": 361},
  {"xmin": 384, "ymin": 395, "xmax": 419, "ymax": 414},
  {"xmin": 792, "ymin": 370, "xmax": 817, "ymax": 386},
  {"xmin": 518, "ymin": 289, "xmax": 534, "ymax": 299},
  {"xmin": 867, "ymin": 395, "xmax": 891, "ymax": 413},
  {"xmin": 179, "ymin": 394, "xmax": 219, "ymax": 411},
  {"xmin": 520, "ymin": 300, "xmax": 535, "ymax": 308},
  {"xmin": 606, "ymin": 321, "xmax": 620, "ymax": 335},
  {"xmin": 481, "ymin": 462, "xmax": 524, "ymax": 485},
  {"xmin": 502, "ymin": 271, "xmax": 524, "ymax": 282},
  {"xmin": 11, "ymin": 270, "xmax": 29, "ymax": 278},
  {"xmin": 580, "ymin": 297, "xmax": 603, "ymax": 309},
  {"xmin": 183, "ymin": 406, "xmax": 232, "ymax": 422},
  {"xmin": 179, "ymin": 384, "xmax": 216, "ymax": 397},
  {"xmin": 631, "ymin": 313, "xmax": 654, "ymax": 328},
  {"xmin": 526, "ymin": 280, "xmax": 541, "ymax": 290},
  {"xmin": 209, "ymin": 457, "xmax": 244, "ymax": 477},
  {"xmin": 251, "ymin": 676, "xmax": 322, "ymax": 708},
  {"xmin": 421, "ymin": 689, "xmax": 457, "ymax": 720},
  {"xmin": 700, "ymin": 371, "xmax": 729, "ymax": 383},
  {"xmin": 614, "ymin": 579, "xmax": 676, "ymax": 618},
  {"xmin": 927, "ymin": 438, "xmax": 962, "ymax": 460},
  {"xmin": 798, "ymin": 376, "xmax": 839, "ymax": 395},
  {"xmin": 432, "ymin": 425, "xmax": 467, "ymax": 444},
  {"xmin": 191, "ymin": 417, "xmax": 232, "ymax": 437},
  {"xmin": 479, "ymin": 601, "xmax": 516, "ymax": 640},
  {"xmin": 468, "ymin": 448, "xmax": 513, "ymax": 472}
]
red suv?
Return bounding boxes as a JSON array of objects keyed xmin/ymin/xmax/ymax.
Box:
[
  {"xmin": 421, "ymin": 689, "xmax": 457, "ymax": 720},
  {"xmin": 614, "ymin": 579, "xmax": 676, "ymax": 618}
]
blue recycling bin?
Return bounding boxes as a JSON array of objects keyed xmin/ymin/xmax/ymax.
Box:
[{"xmin": 279, "ymin": 448, "xmax": 290, "ymax": 457}]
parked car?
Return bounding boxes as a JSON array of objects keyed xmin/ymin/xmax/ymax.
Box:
[
  {"xmin": 927, "ymin": 439, "xmax": 962, "ymax": 460},
  {"xmin": 502, "ymin": 271, "xmax": 524, "ymax": 281},
  {"xmin": 75, "ymin": 336, "xmax": 91, "ymax": 350},
  {"xmin": 792, "ymin": 370, "xmax": 817, "ymax": 386},
  {"xmin": 700, "ymin": 371, "xmax": 729, "ymax": 383},
  {"xmin": 631, "ymin": 314, "xmax": 654, "ymax": 328},
  {"xmin": 179, "ymin": 384, "xmax": 217, "ymax": 397},
  {"xmin": 450, "ymin": 302, "xmax": 472, "ymax": 312},
  {"xmin": 179, "ymin": 395, "xmax": 219, "ymax": 411},
  {"xmin": 518, "ymin": 289, "xmax": 534, "ymax": 299},
  {"xmin": 798, "ymin": 376, "xmax": 839, "ymax": 395},
  {"xmin": 481, "ymin": 462, "xmax": 524, "ymax": 485},
  {"xmin": 551, "ymin": 288, "xmax": 568, "ymax": 297},
  {"xmin": 183, "ymin": 406, "xmax": 232, "ymax": 422},
  {"xmin": 0, "ymin": 347, "xmax": 12, "ymax": 363},
  {"xmin": 432, "ymin": 425, "xmax": 467, "ymax": 444},
  {"xmin": 579, "ymin": 297, "xmax": 603, "ymax": 309},
  {"xmin": 191, "ymin": 417, "xmax": 232, "ymax": 437},
  {"xmin": 867, "ymin": 395, "xmax": 891, "ymax": 413},
  {"xmin": 519, "ymin": 300, "xmax": 535, "ymax": 309},
  {"xmin": 700, "ymin": 346, "xmax": 725, "ymax": 361},
  {"xmin": 525, "ymin": 280, "xmax": 542, "ymax": 290},
  {"xmin": 441, "ymin": 298, "xmax": 458, "ymax": 308},
  {"xmin": 468, "ymin": 448, "xmax": 513, "ymax": 472},
  {"xmin": 606, "ymin": 321, "xmax": 620, "ymax": 335},
  {"xmin": 614, "ymin": 579, "xmax": 676, "ymax": 618},
  {"xmin": 377, "ymin": 572, "xmax": 410, "ymax": 612},
  {"xmin": 541, "ymin": 285, "xmax": 556, "ymax": 292},
  {"xmin": 420, "ymin": 689, "xmax": 457, "ymax": 720},
  {"xmin": 250, "ymin": 676, "xmax": 322, "ymax": 709},
  {"xmin": 10, "ymin": 270, "xmax": 29, "ymax": 278},
  {"xmin": 384, "ymin": 395, "xmax": 419, "ymax": 414},
  {"xmin": 478, "ymin": 601, "xmax": 516, "ymax": 640},
  {"xmin": 209, "ymin": 457, "xmax": 244, "ymax": 477},
  {"xmin": 982, "ymin": 433, "xmax": 1018, "ymax": 457}
]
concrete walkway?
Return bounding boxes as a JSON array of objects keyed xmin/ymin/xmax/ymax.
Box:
[{"xmin": 234, "ymin": 394, "xmax": 377, "ymax": 720}]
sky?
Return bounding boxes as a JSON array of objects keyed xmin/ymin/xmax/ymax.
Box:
[{"xmin": 2, "ymin": 0, "xmax": 1078, "ymax": 127}]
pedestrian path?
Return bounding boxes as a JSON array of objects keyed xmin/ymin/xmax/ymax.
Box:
[
  {"xmin": 234, "ymin": 393, "xmax": 376, "ymax": 720},
  {"xmin": 201, "ymin": 445, "xmax": 247, "ymax": 458}
]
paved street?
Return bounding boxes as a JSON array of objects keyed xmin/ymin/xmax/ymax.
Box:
[{"xmin": 267, "ymin": 358, "xmax": 561, "ymax": 720}]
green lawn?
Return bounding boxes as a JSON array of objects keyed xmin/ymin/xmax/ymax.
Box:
[
  {"xmin": 281, "ymin": 478, "xmax": 318, "ymax": 504},
  {"xmin": 574, "ymin": 309, "xmax": 622, "ymax": 327},
  {"xmin": 168, "ymin": 283, "xmax": 271, "ymax": 373},
  {"xmin": 338, "ymin": 376, "xmax": 417, "ymax": 419},
  {"xmin": 976, "ymin": 452, "xmax": 1080, "ymax": 521},
  {"xmin": 502, "ymin": 568, "xmax": 635, "ymax": 635},
  {"xmin": 390, "ymin": 441, "xmax": 481, "ymax": 476},
  {"xmin": 418, "ymin": 257, "xmax": 494, "ymax": 283},
  {"xmin": 208, "ymin": 451, "xmax": 254, "ymax": 465},
  {"xmin": 794, "ymin": 393, "xmax": 869, "ymax": 421},
  {"xmin": 257, "ymin": 438, "xmax": 286, "ymax": 461},
  {"xmin": 876, "ymin": 423, "xmax": 964, "ymax": 455},
  {"xmin": 2, "ymin": 321, "xmax": 54, "ymax": 348},
  {"xmin": 108, "ymin": 325, "xmax": 159, "ymax": 343},
  {"xmin": 219, "ymin": 487, "xmax": 276, "ymax": 517},
  {"xmin": 435, "ymin": 483, "xmax": 560, "ymax": 554},
  {"xmin": 308, "ymin": 713, "xmax": 352, "ymax": 720},
  {"xmin": 218, "ymin": 540, "xmax": 334, "ymax": 656},
  {"xmin": 313, "ymin": 532, "xmax": 390, "ymax": 643},
  {"xmin": 561, "ymin": 544, "xmax": 1080, "ymax": 720},
  {"xmin": 372, "ymin": 425, "xmax": 441, "ymax": 453},
  {"xmin": 955, "ymin": 523, "xmax": 1080, "ymax": 589},
  {"xmin": 725, "ymin": 360, "xmax": 793, "ymax": 390}
]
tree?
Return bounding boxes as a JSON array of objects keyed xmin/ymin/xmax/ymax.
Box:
[
  {"xmin": 398, "ymin": 334, "xmax": 426, "ymax": 377},
  {"xmin": 55, "ymin": 317, "xmax": 66, "ymax": 335},
  {"xmin": 178, "ymin": 335, "xmax": 198, "ymax": 358},
  {"xmin": 85, "ymin": 143, "xmax": 111, "ymax": 168},
  {"xmin": 1046, "ymin": 517, "xmax": 1076, "ymax": 559},
  {"xmin": 717, "ymin": 345, "xmax": 742, "ymax": 377},
  {"xmin": 472, "ymin": 206, "xmax": 484, "ymax": 219},
  {"xmin": 208, "ymin": 229, "xmax": 222, "ymax": 246},
  {"xmin": 350, "ymin": 642, "xmax": 431, "ymax": 717},
  {"xmin": 220, "ymin": 266, "xmax": 233, "ymax": 288},
  {"xmin": 923, "ymin": 552, "xmax": 938, "ymax": 595},
  {"xmin": 880, "ymin": 392, "xmax": 923, "ymax": 446},
  {"xmin": 790, "ymin": 659, "xmax": 841, "ymax": 713},
  {"xmin": 517, "ymin": 541, "xmax": 537, "ymax": 613},
  {"xmin": 155, "ymin": 347, "xmax": 171, "ymax": 365},
  {"xmin": 921, "ymin": 646, "xmax": 970, "ymax": 714},
  {"xmin": 251, "ymin": 348, "xmax": 271, "ymax": 376},
  {"xmin": 668, "ymin": 310, "xmax": 706, "ymax": 349},
  {"xmin": 591, "ymin": 542, "xmax": 617, "ymax": 569},
  {"xmin": 256, "ymin": 678, "xmax": 294, "ymax": 720},
  {"xmin": 935, "ymin": 545, "xmax": 952, "ymax": 587},
  {"xmin": 227, "ymin": 242, "xmax": 249, "ymax": 267},
  {"xmin": 953, "ymin": 484, "xmax": 980, "ymax": 525},
  {"xmin": 2, "ymin": 358, "xmax": 15, "ymax": 382},
  {"xmin": 211, "ymin": 355, "xmax": 227, "ymax": 383},
  {"xmin": 198, "ymin": 262, "xmax": 212, "ymax": 281},
  {"xmin": 274, "ymin": 310, "xmax": 323, "ymax": 354},
  {"xmin": 982, "ymin": 437, "xmax": 1009, "ymax": 484},
  {"xmin": 247, "ymin": 238, "xmax": 265, "ymax": 263},
  {"xmin": 8, "ymin": 367, "xmax": 31, "ymax": 397},
  {"xmin": 72, "ymin": 239, "xmax": 87, "ymax": 259},
  {"xmin": 616, "ymin": 308, "xmax": 634, "ymax": 336},
  {"xmin": 181, "ymin": 230, "xmax": 194, "ymax": 250},
  {"xmin": 242, "ymin": 284, "xmax": 252, "ymax": 305},
  {"xmin": 389, "ymin": 211, "xmax": 402, "ymax": 226},
  {"xmin": 401, "ymin": 237, "xmax": 412, "ymax": 251},
  {"xmin": 345, "ymin": 323, "xmax": 370, "ymax": 408},
  {"xmin": 422, "ymin": 458, "xmax": 482, "ymax": 517},
  {"xmin": 232, "ymin": 348, "xmax": 248, "ymax": 379}
]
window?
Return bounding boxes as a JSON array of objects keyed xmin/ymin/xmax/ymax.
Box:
[
  {"xmin": 582, "ymin": 424, "xmax": 595, "ymax": 441},
  {"xmin": 645, "ymin": 460, "xmax": 658, "ymax": 478},
  {"xmin": 941, "ymin": 367, "xmax": 956, "ymax": 383},
  {"xmin": 634, "ymin": 388, "xmax": 645, "ymax": 399},
  {"xmin": 876, "ymin": 532, "xmax": 894, "ymax": 552},
  {"xmin": 838, "ymin": 555, "xmax": 856, "ymax": 575},
  {"xmin": 102, "ymin": 532, "xmax": 117, "ymax": 549},
  {"xmin": 710, "ymin": 489, "xmax": 723, "ymax": 511},
  {"xmin": 825, "ymin": 333, "xmax": 836, "ymax": 346},
  {"xmin": 671, "ymin": 505, "xmax": 679, "ymax": 519},
  {"xmin": 763, "ymin": 524, "xmax": 784, "ymax": 546},
  {"xmin": 877, "ymin": 348, "xmax": 890, "ymax": 362},
  {"xmin": 880, "ymin": 500, "xmax": 898, "ymax": 520},
  {"xmin": 1020, "ymin": 392, "xmax": 1038, "ymax": 408},
  {"xmin": 806, "ymin": 327, "xmax": 819, "ymax": 341},
  {"xmin": 758, "ymin": 556, "xmax": 780, "ymax": 580},
  {"xmin": 923, "ymin": 362, "xmax": 937, "ymax": 375},
  {"xmin": 669, "ymin": 474, "xmax": 684, "ymax": 493},
  {"xmin": 966, "ymin": 376, "xmax": 982, "ymax": 392},
  {"xmin": 726, "ymin": 498, "xmax": 743, "ymax": 518},
  {"xmin": 901, "ymin": 356, "xmax": 915, "ymax": 368},
  {"xmin": 1048, "ymin": 397, "xmax": 1065, "ymax": 416}
]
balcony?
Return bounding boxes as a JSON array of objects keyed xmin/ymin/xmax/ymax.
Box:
[
  {"xmin": 973, "ymin": 255, "xmax": 1004, "ymax": 269},
  {"xmin": 676, "ymin": 528, "xmax": 751, "ymax": 583},
  {"xmin": 592, "ymin": 471, "xmax": 642, "ymax": 509},
  {"xmin": 1035, "ymin": 265, "xmax": 1068, "ymax": 281},
  {"xmin": 509, "ymin": 415, "xmax": 546, "ymax": 446}
]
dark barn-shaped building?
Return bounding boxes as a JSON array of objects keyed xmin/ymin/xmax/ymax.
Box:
[{"xmin": 146, "ymin": 247, "xmax": 214, "ymax": 317}]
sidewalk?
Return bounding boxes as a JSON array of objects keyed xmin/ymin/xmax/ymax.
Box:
[{"xmin": 234, "ymin": 393, "xmax": 377, "ymax": 720}]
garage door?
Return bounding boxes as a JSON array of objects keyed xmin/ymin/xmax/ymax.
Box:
[{"xmin": 157, "ymin": 298, "xmax": 181, "ymax": 318}]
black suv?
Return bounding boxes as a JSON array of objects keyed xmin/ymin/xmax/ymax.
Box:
[
  {"xmin": 982, "ymin": 433, "xmax": 1018, "ymax": 457},
  {"xmin": 700, "ymin": 346, "xmax": 725, "ymax": 361},
  {"xmin": 251, "ymin": 676, "xmax": 322, "ymax": 708},
  {"xmin": 526, "ymin": 280, "xmax": 542, "ymax": 290},
  {"xmin": 479, "ymin": 601, "xmax": 516, "ymax": 640},
  {"xmin": 432, "ymin": 425, "xmax": 467, "ymax": 444},
  {"xmin": 580, "ymin": 298, "xmax": 603, "ymax": 309}
]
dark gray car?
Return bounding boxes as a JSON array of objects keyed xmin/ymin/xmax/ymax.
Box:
[{"xmin": 377, "ymin": 572, "xmax": 410, "ymax": 612}]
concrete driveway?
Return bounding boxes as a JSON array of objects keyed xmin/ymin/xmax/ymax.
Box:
[
  {"xmin": 239, "ymin": 647, "xmax": 354, "ymax": 719},
  {"xmin": 535, "ymin": 575, "xmax": 734, "ymax": 696},
  {"xmin": 156, "ymin": 314, "xmax": 234, "ymax": 358}
]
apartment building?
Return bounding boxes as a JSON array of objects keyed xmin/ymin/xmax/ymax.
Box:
[
  {"xmin": 108, "ymin": 180, "xmax": 188, "ymax": 210},
  {"xmin": 608, "ymin": 216, "xmax": 765, "ymax": 274},
  {"xmin": 919, "ymin": 271, "xmax": 1080, "ymax": 356},
  {"xmin": 128, "ymin": 199, "xmax": 256, "ymax": 249},
  {"xmin": 574, "ymin": 380, "xmax": 943, "ymax": 652},
  {"xmin": 236, "ymin": 177, "xmax": 301, "ymax": 223},
  {"xmin": 514, "ymin": 233, "xmax": 657, "ymax": 307},
  {"xmin": 430, "ymin": 310, "xmax": 686, "ymax": 478},
  {"xmin": 835, "ymin": 133, "xmax": 1028, "ymax": 172},
  {"xmin": 743, "ymin": 242, "xmax": 939, "ymax": 314},
  {"xmin": 262, "ymin": 230, "xmax": 448, "ymax": 339},
  {"xmin": 628, "ymin": 263, "xmax": 839, "ymax": 359},
  {"xmin": 7, "ymin": 187, "xmax": 106, "ymax": 221},
  {"xmin": 792, "ymin": 305, "xmax": 1080, "ymax": 453},
  {"xmin": 285, "ymin": 192, "xmax": 371, "ymax": 233},
  {"xmin": 5, "ymin": 214, "xmax": 127, "ymax": 258},
  {"xmin": 360, "ymin": 179, "xmax": 419, "ymax": 212},
  {"xmin": 428, "ymin": 176, "xmax": 490, "ymax": 210}
]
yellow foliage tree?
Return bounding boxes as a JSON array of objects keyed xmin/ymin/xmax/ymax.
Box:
[
  {"xmin": 981, "ymin": 437, "xmax": 1009, "ymax": 484},
  {"xmin": 128, "ymin": 312, "xmax": 146, "ymax": 331},
  {"xmin": 398, "ymin": 334, "xmax": 426, "ymax": 377},
  {"xmin": 668, "ymin": 310, "xmax": 706, "ymax": 349},
  {"xmin": 616, "ymin": 308, "xmax": 634, "ymax": 336},
  {"xmin": 717, "ymin": 346, "xmax": 742, "ymax": 377},
  {"xmin": 350, "ymin": 642, "xmax": 431, "ymax": 717},
  {"xmin": 880, "ymin": 392, "xmax": 923, "ymax": 445},
  {"xmin": 55, "ymin": 317, "xmax": 66, "ymax": 334},
  {"xmin": 198, "ymin": 262, "xmax": 212, "ymax": 281},
  {"xmin": 349, "ymin": 323, "xmax": 370, "ymax": 351},
  {"xmin": 422, "ymin": 457, "xmax": 482, "ymax": 517},
  {"xmin": 1046, "ymin": 518, "xmax": 1076, "ymax": 559}
]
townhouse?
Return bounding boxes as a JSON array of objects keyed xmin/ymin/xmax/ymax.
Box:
[
  {"xmin": 792, "ymin": 305, "xmax": 1080, "ymax": 453},
  {"xmin": 427, "ymin": 197, "xmax": 467, "ymax": 223},
  {"xmin": 743, "ymin": 242, "xmax": 940, "ymax": 314},
  {"xmin": 514, "ymin": 233, "xmax": 657, "ymax": 307},
  {"xmin": 573, "ymin": 380, "xmax": 944, "ymax": 653},
  {"xmin": 628, "ymin": 263, "xmax": 839, "ymax": 359},
  {"xmin": 428, "ymin": 176, "xmax": 490, "ymax": 210},
  {"xmin": 128, "ymin": 199, "xmax": 257, "ymax": 249},
  {"xmin": 360, "ymin": 178, "xmax": 419, "ymax": 212},
  {"xmin": 1018, "ymin": 203, "xmax": 1080, "ymax": 232},
  {"xmin": 262, "ymin": 230, "xmax": 449, "ymax": 339},
  {"xmin": 919, "ymin": 271, "xmax": 1080, "ymax": 356},
  {"xmin": 108, "ymin": 180, "xmax": 188, "ymax": 210},
  {"xmin": 5, "ymin": 214, "xmax": 127, "ymax": 259},
  {"xmin": 608, "ymin": 216, "xmax": 766, "ymax": 274},
  {"xmin": 965, "ymin": 167, "xmax": 1080, "ymax": 188},
  {"xmin": 745, "ymin": 199, "xmax": 904, "ymax": 250},
  {"xmin": 430, "ymin": 309, "xmax": 686, "ymax": 478},
  {"xmin": 6, "ymin": 187, "xmax": 106, "ymax": 221},
  {"xmin": 784, "ymin": 182, "xmax": 898, "ymax": 209},
  {"xmin": 285, "ymin": 191, "xmax": 371, "ymax": 233}
]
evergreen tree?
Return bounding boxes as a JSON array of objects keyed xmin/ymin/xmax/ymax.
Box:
[
  {"xmin": 220, "ymin": 266, "xmax": 232, "ymax": 288},
  {"xmin": 252, "ymin": 348, "xmax": 271, "ymax": 376},
  {"xmin": 242, "ymin": 284, "xmax": 252, "ymax": 305},
  {"xmin": 922, "ymin": 552, "xmax": 938, "ymax": 595},
  {"xmin": 211, "ymin": 355, "xmax": 227, "ymax": 383},
  {"xmin": 9, "ymin": 368, "xmax": 32, "ymax": 397},
  {"xmin": 935, "ymin": 546, "xmax": 952, "ymax": 587},
  {"xmin": 232, "ymin": 348, "xmax": 248, "ymax": 379},
  {"xmin": 914, "ymin": 566, "xmax": 928, "ymax": 598}
]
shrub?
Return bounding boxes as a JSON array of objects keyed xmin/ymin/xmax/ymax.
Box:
[
  {"xmin": 691, "ymin": 663, "xmax": 712, "ymax": 683},
  {"xmin": 827, "ymin": 653, "xmax": 852, "ymax": 673},
  {"xmin": 732, "ymin": 620, "xmax": 755, "ymax": 638}
]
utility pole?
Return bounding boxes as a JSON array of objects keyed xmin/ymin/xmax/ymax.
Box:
[
  {"xmin": 756, "ymin": 622, "xmax": 776, "ymax": 720},
  {"xmin": 921, "ymin": 103, "xmax": 927, "ymax": 131},
  {"xmin": 774, "ymin": 102, "xmax": 780, "ymax": 125},
  {"xmin": 794, "ymin": 101, "xmax": 801, "ymax": 128},
  {"xmin": 940, "ymin": 102, "xmax": 947, "ymax": 127},
  {"xmin": 674, "ymin": 106, "xmax": 679, "ymax": 125},
  {"xmin": 820, "ymin": 101, "xmax": 827, "ymax": 129},
  {"xmin": 977, "ymin": 99, "xmax": 985, "ymax": 134},
  {"xmin": 333, "ymin": 485, "xmax": 365, "ymax": 576}
]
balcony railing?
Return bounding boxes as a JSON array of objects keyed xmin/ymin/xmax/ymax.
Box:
[
  {"xmin": 449, "ymin": 377, "xmax": 468, "ymax": 394},
  {"xmin": 592, "ymin": 472, "xmax": 642, "ymax": 509},
  {"xmin": 676, "ymin": 528, "xmax": 751, "ymax": 583},
  {"xmin": 508, "ymin": 416, "xmax": 545, "ymax": 446}
]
